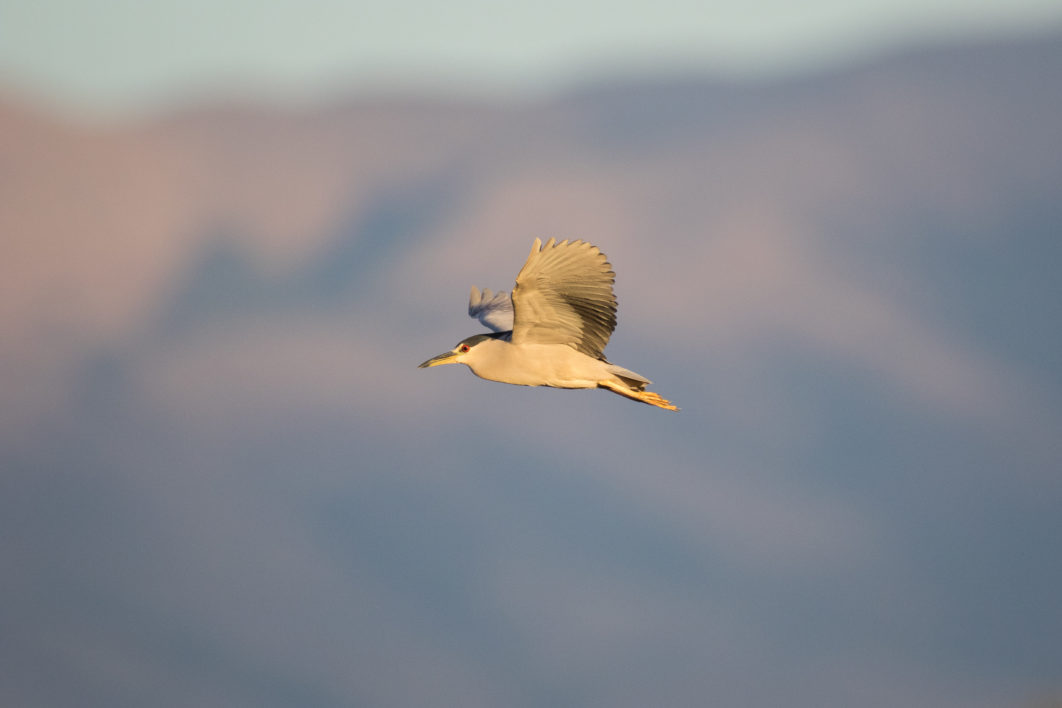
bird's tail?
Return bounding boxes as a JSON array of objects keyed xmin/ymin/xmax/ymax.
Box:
[{"xmin": 606, "ymin": 364, "xmax": 651, "ymax": 392}]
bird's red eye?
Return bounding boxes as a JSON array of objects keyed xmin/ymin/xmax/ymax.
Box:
[{"xmin": 459, "ymin": 344, "xmax": 470, "ymax": 353}]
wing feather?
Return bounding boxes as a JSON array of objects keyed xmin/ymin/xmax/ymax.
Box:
[
  {"xmin": 511, "ymin": 238, "xmax": 618, "ymax": 359},
  {"xmin": 468, "ymin": 286, "xmax": 515, "ymax": 332}
]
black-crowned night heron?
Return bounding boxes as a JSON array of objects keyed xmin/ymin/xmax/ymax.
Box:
[{"xmin": 419, "ymin": 238, "xmax": 678, "ymax": 410}]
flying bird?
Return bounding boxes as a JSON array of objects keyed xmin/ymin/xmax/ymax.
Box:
[{"xmin": 418, "ymin": 238, "xmax": 678, "ymax": 410}]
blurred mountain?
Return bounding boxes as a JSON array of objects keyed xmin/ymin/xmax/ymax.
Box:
[{"xmin": 3, "ymin": 30, "xmax": 1061, "ymax": 708}]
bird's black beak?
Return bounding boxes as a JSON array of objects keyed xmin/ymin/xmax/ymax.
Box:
[{"xmin": 418, "ymin": 350, "xmax": 459, "ymax": 368}]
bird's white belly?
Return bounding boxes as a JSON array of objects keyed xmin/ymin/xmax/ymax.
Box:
[{"xmin": 469, "ymin": 342, "xmax": 606, "ymax": 389}]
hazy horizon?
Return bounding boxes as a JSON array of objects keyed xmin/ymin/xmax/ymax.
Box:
[{"xmin": 3, "ymin": 0, "xmax": 1062, "ymax": 117}]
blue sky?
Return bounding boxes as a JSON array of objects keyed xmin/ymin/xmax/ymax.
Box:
[{"xmin": 2, "ymin": 0, "xmax": 1061, "ymax": 115}]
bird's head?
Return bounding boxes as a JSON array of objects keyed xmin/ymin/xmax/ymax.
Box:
[{"xmin": 418, "ymin": 334, "xmax": 496, "ymax": 369}]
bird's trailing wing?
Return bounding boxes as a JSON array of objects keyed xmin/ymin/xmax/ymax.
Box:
[
  {"xmin": 468, "ymin": 286, "xmax": 515, "ymax": 332},
  {"xmin": 511, "ymin": 238, "xmax": 617, "ymax": 359}
]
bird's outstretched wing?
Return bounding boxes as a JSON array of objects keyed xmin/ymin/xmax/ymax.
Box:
[
  {"xmin": 511, "ymin": 238, "xmax": 617, "ymax": 359},
  {"xmin": 468, "ymin": 286, "xmax": 515, "ymax": 332}
]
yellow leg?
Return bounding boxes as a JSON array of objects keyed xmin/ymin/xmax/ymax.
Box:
[{"xmin": 598, "ymin": 381, "xmax": 679, "ymax": 411}]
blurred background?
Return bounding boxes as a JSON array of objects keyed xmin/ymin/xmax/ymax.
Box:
[{"xmin": 3, "ymin": 2, "xmax": 1062, "ymax": 707}]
